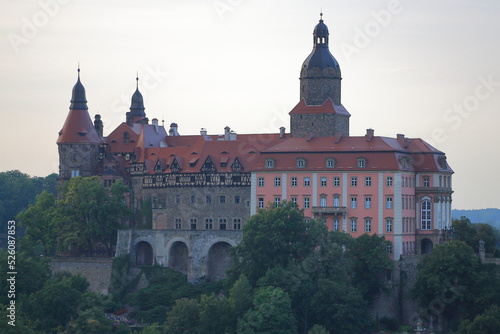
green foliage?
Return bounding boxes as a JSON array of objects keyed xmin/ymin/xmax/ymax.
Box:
[
  {"xmin": 308, "ymin": 324, "xmax": 330, "ymax": 334},
  {"xmin": 378, "ymin": 316, "xmax": 399, "ymax": 331},
  {"xmin": 163, "ymin": 298, "xmax": 201, "ymax": 334},
  {"xmin": 198, "ymin": 294, "xmax": 233, "ymax": 334},
  {"xmin": 350, "ymin": 233, "xmax": 393, "ymax": 302},
  {"xmin": 0, "ymin": 170, "xmax": 57, "ymax": 235},
  {"xmin": 24, "ymin": 273, "xmax": 90, "ymax": 332},
  {"xmin": 70, "ymin": 306, "xmax": 113, "ymax": 334},
  {"xmin": 457, "ymin": 305, "xmax": 500, "ymax": 334},
  {"xmin": 411, "ymin": 240, "xmax": 494, "ymax": 329},
  {"xmin": 398, "ymin": 325, "xmax": 415, "ymax": 333},
  {"xmin": 17, "ymin": 191, "xmax": 58, "ymax": 255},
  {"xmin": 141, "ymin": 323, "xmax": 162, "ymax": 334},
  {"xmin": 109, "ymin": 254, "xmax": 131, "ymax": 302},
  {"xmin": 237, "ymin": 286, "xmax": 297, "ymax": 334},
  {"xmin": 232, "ymin": 200, "xmax": 327, "ymax": 284},
  {"xmin": 453, "ymin": 216, "xmax": 498, "ymax": 253},
  {"xmin": 229, "ymin": 274, "xmax": 253, "ymax": 320},
  {"xmin": 0, "ymin": 250, "xmax": 50, "ymax": 305},
  {"xmin": 55, "ymin": 176, "xmax": 131, "ymax": 256},
  {"xmin": 0, "ymin": 303, "xmax": 35, "ymax": 334},
  {"xmin": 308, "ymin": 279, "xmax": 371, "ymax": 334}
]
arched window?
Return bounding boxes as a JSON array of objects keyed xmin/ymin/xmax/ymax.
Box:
[{"xmin": 421, "ymin": 200, "xmax": 432, "ymax": 230}]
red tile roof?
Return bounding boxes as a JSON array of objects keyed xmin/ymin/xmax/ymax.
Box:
[
  {"xmin": 289, "ymin": 98, "xmax": 350, "ymax": 116},
  {"xmin": 57, "ymin": 109, "xmax": 102, "ymax": 144}
]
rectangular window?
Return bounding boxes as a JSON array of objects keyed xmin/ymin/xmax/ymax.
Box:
[
  {"xmin": 71, "ymin": 170, "xmax": 80, "ymax": 178},
  {"xmin": 258, "ymin": 198, "xmax": 264, "ymax": 209},
  {"xmin": 365, "ymin": 219, "xmax": 371, "ymax": 232},
  {"xmin": 365, "ymin": 177, "xmax": 372, "ymax": 186},
  {"xmin": 258, "ymin": 177, "xmax": 264, "ymax": 187},
  {"xmin": 205, "ymin": 218, "xmax": 213, "ymax": 230},
  {"xmin": 304, "ymin": 197, "xmax": 310, "ymax": 209},
  {"xmin": 320, "ymin": 177, "xmax": 327, "ymax": 186},
  {"xmin": 351, "ymin": 197, "xmax": 357, "ymax": 209},
  {"xmin": 234, "ymin": 195, "xmax": 241, "ymax": 204},
  {"xmin": 206, "ymin": 195, "xmax": 212, "ymax": 204},
  {"xmin": 275, "ymin": 177, "xmax": 281, "ymax": 187},
  {"xmin": 304, "ymin": 177, "xmax": 310, "ymax": 187},
  {"xmin": 291, "ymin": 177, "xmax": 297, "ymax": 187},
  {"xmin": 421, "ymin": 200, "xmax": 432, "ymax": 230},
  {"xmin": 320, "ymin": 197, "xmax": 327, "ymax": 207},
  {"xmin": 334, "ymin": 219, "xmax": 340, "ymax": 231},
  {"xmin": 291, "ymin": 197, "xmax": 297, "ymax": 205},
  {"xmin": 233, "ymin": 218, "xmax": 241, "ymax": 230},
  {"xmin": 190, "ymin": 218, "xmax": 197, "ymax": 230},
  {"xmin": 334, "ymin": 177, "xmax": 340, "ymax": 187},
  {"xmin": 386, "ymin": 245, "xmax": 392, "ymax": 254},
  {"xmin": 175, "ymin": 218, "xmax": 182, "ymax": 230},
  {"xmin": 365, "ymin": 197, "xmax": 372, "ymax": 209},
  {"xmin": 350, "ymin": 219, "xmax": 357, "ymax": 232},
  {"xmin": 274, "ymin": 197, "xmax": 281, "ymax": 206},
  {"xmin": 386, "ymin": 219, "xmax": 392, "ymax": 232},
  {"xmin": 219, "ymin": 218, "xmax": 227, "ymax": 230},
  {"xmin": 190, "ymin": 195, "xmax": 196, "ymax": 204},
  {"xmin": 333, "ymin": 197, "xmax": 340, "ymax": 207},
  {"xmin": 386, "ymin": 177, "xmax": 393, "ymax": 187},
  {"xmin": 386, "ymin": 197, "xmax": 393, "ymax": 209},
  {"xmin": 175, "ymin": 194, "xmax": 181, "ymax": 204},
  {"xmin": 423, "ymin": 177, "xmax": 430, "ymax": 187},
  {"xmin": 351, "ymin": 177, "xmax": 357, "ymax": 186},
  {"xmin": 219, "ymin": 195, "xmax": 226, "ymax": 204}
]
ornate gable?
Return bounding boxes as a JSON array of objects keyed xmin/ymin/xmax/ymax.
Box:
[{"xmin": 201, "ymin": 156, "xmax": 217, "ymax": 173}]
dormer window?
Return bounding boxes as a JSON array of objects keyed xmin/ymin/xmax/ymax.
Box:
[
  {"xmin": 265, "ymin": 158, "xmax": 275, "ymax": 169},
  {"xmin": 296, "ymin": 157, "xmax": 306, "ymax": 169},
  {"xmin": 326, "ymin": 158, "xmax": 336, "ymax": 168},
  {"xmin": 357, "ymin": 158, "xmax": 367, "ymax": 168},
  {"xmin": 123, "ymin": 132, "xmax": 130, "ymax": 144}
]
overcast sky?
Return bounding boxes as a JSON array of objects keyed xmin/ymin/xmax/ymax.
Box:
[{"xmin": 1, "ymin": 0, "xmax": 499, "ymax": 210}]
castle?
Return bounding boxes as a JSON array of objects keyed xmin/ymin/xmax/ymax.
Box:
[{"xmin": 57, "ymin": 14, "xmax": 454, "ymax": 282}]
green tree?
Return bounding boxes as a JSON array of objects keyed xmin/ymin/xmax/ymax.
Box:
[
  {"xmin": 458, "ymin": 305, "xmax": 500, "ymax": 334},
  {"xmin": 24, "ymin": 273, "xmax": 90, "ymax": 332},
  {"xmin": 229, "ymin": 274, "xmax": 253, "ymax": 320},
  {"xmin": 412, "ymin": 241, "xmax": 483, "ymax": 330},
  {"xmin": 55, "ymin": 176, "xmax": 130, "ymax": 256},
  {"xmin": 350, "ymin": 233, "xmax": 393, "ymax": 303},
  {"xmin": 164, "ymin": 298, "xmax": 201, "ymax": 334},
  {"xmin": 475, "ymin": 223, "xmax": 497, "ymax": 253},
  {"xmin": 70, "ymin": 306, "xmax": 113, "ymax": 334},
  {"xmin": 308, "ymin": 324, "xmax": 330, "ymax": 334},
  {"xmin": 309, "ymin": 279, "xmax": 371, "ymax": 334},
  {"xmin": 232, "ymin": 201, "xmax": 327, "ymax": 284},
  {"xmin": 452, "ymin": 216, "xmax": 498, "ymax": 253},
  {"xmin": 17, "ymin": 191, "xmax": 58, "ymax": 255},
  {"xmin": 237, "ymin": 286, "xmax": 297, "ymax": 334},
  {"xmin": 199, "ymin": 294, "xmax": 233, "ymax": 334}
]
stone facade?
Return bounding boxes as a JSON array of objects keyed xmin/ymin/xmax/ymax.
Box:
[
  {"xmin": 300, "ymin": 66, "xmax": 342, "ymax": 106},
  {"xmin": 58, "ymin": 143, "xmax": 100, "ymax": 181},
  {"xmin": 289, "ymin": 112, "xmax": 349, "ymax": 138},
  {"xmin": 115, "ymin": 229, "xmax": 242, "ymax": 282}
]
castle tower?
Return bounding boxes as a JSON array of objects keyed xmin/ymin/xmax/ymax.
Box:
[
  {"xmin": 57, "ymin": 69, "xmax": 102, "ymax": 182},
  {"xmin": 126, "ymin": 76, "xmax": 148, "ymax": 125},
  {"xmin": 290, "ymin": 14, "xmax": 350, "ymax": 138}
]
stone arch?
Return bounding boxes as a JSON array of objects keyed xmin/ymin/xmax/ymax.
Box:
[
  {"xmin": 168, "ymin": 239, "xmax": 189, "ymax": 275},
  {"xmin": 421, "ymin": 238, "xmax": 433, "ymax": 255},
  {"xmin": 206, "ymin": 239, "xmax": 236, "ymax": 281},
  {"xmin": 135, "ymin": 241, "xmax": 153, "ymax": 266}
]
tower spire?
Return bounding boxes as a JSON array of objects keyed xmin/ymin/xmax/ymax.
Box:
[{"xmin": 70, "ymin": 65, "xmax": 88, "ymax": 110}]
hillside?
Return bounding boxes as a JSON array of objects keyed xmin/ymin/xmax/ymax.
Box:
[{"xmin": 452, "ymin": 208, "xmax": 500, "ymax": 230}]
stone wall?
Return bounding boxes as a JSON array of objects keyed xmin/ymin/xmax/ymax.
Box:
[
  {"xmin": 49, "ymin": 257, "xmax": 114, "ymax": 295},
  {"xmin": 116, "ymin": 229, "xmax": 243, "ymax": 282}
]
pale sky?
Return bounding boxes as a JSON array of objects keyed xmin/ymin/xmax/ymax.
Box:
[{"xmin": 1, "ymin": 0, "xmax": 499, "ymax": 210}]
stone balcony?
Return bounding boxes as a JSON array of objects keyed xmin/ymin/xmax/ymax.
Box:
[{"xmin": 312, "ymin": 206, "xmax": 347, "ymax": 215}]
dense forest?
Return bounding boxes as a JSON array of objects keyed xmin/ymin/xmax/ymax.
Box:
[{"xmin": 452, "ymin": 208, "xmax": 500, "ymax": 229}]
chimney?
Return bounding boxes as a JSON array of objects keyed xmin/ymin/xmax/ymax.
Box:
[
  {"xmin": 224, "ymin": 126, "xmax": 231, "ymax": 141},
  {"xmin": 397, "ymin": 133, "xmax": 409, "ymax": 148},
  {"xmin": 152, "ymin": 118, "xmax": 159, "ymax": 134},
  {"xmin": 230, "ymin": 130, "xmax": 237, "ymax": 141},
  {"xmin": 94, "ymin": 114, "xmax": 103, "ymax": 137},
  {"xmin": 365, "ymin": 128, "xmax": 374, "ymax": 142},
  {"xmin": 170, "ymin": 123, "xmax": 179, "ymax": 136},
  {"xmin": 279, "ymin": 126, "xmax": 286, "ymax": 139},
  {"xmin": 200, "ymin": 128, "xmax": 207, "ymax": 136}
]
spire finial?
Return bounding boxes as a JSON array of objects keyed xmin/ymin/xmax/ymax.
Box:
[
  {"xmin": 136, "ymin": 71, "xmax": 139, "ymax": 90},
  {"xmin": 320, "ymin": 11, "xmax": 323, "ymax": 22},
  {"xmin": 77, "ymin": 62, "xmax": 81, "ymax": 79}
]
